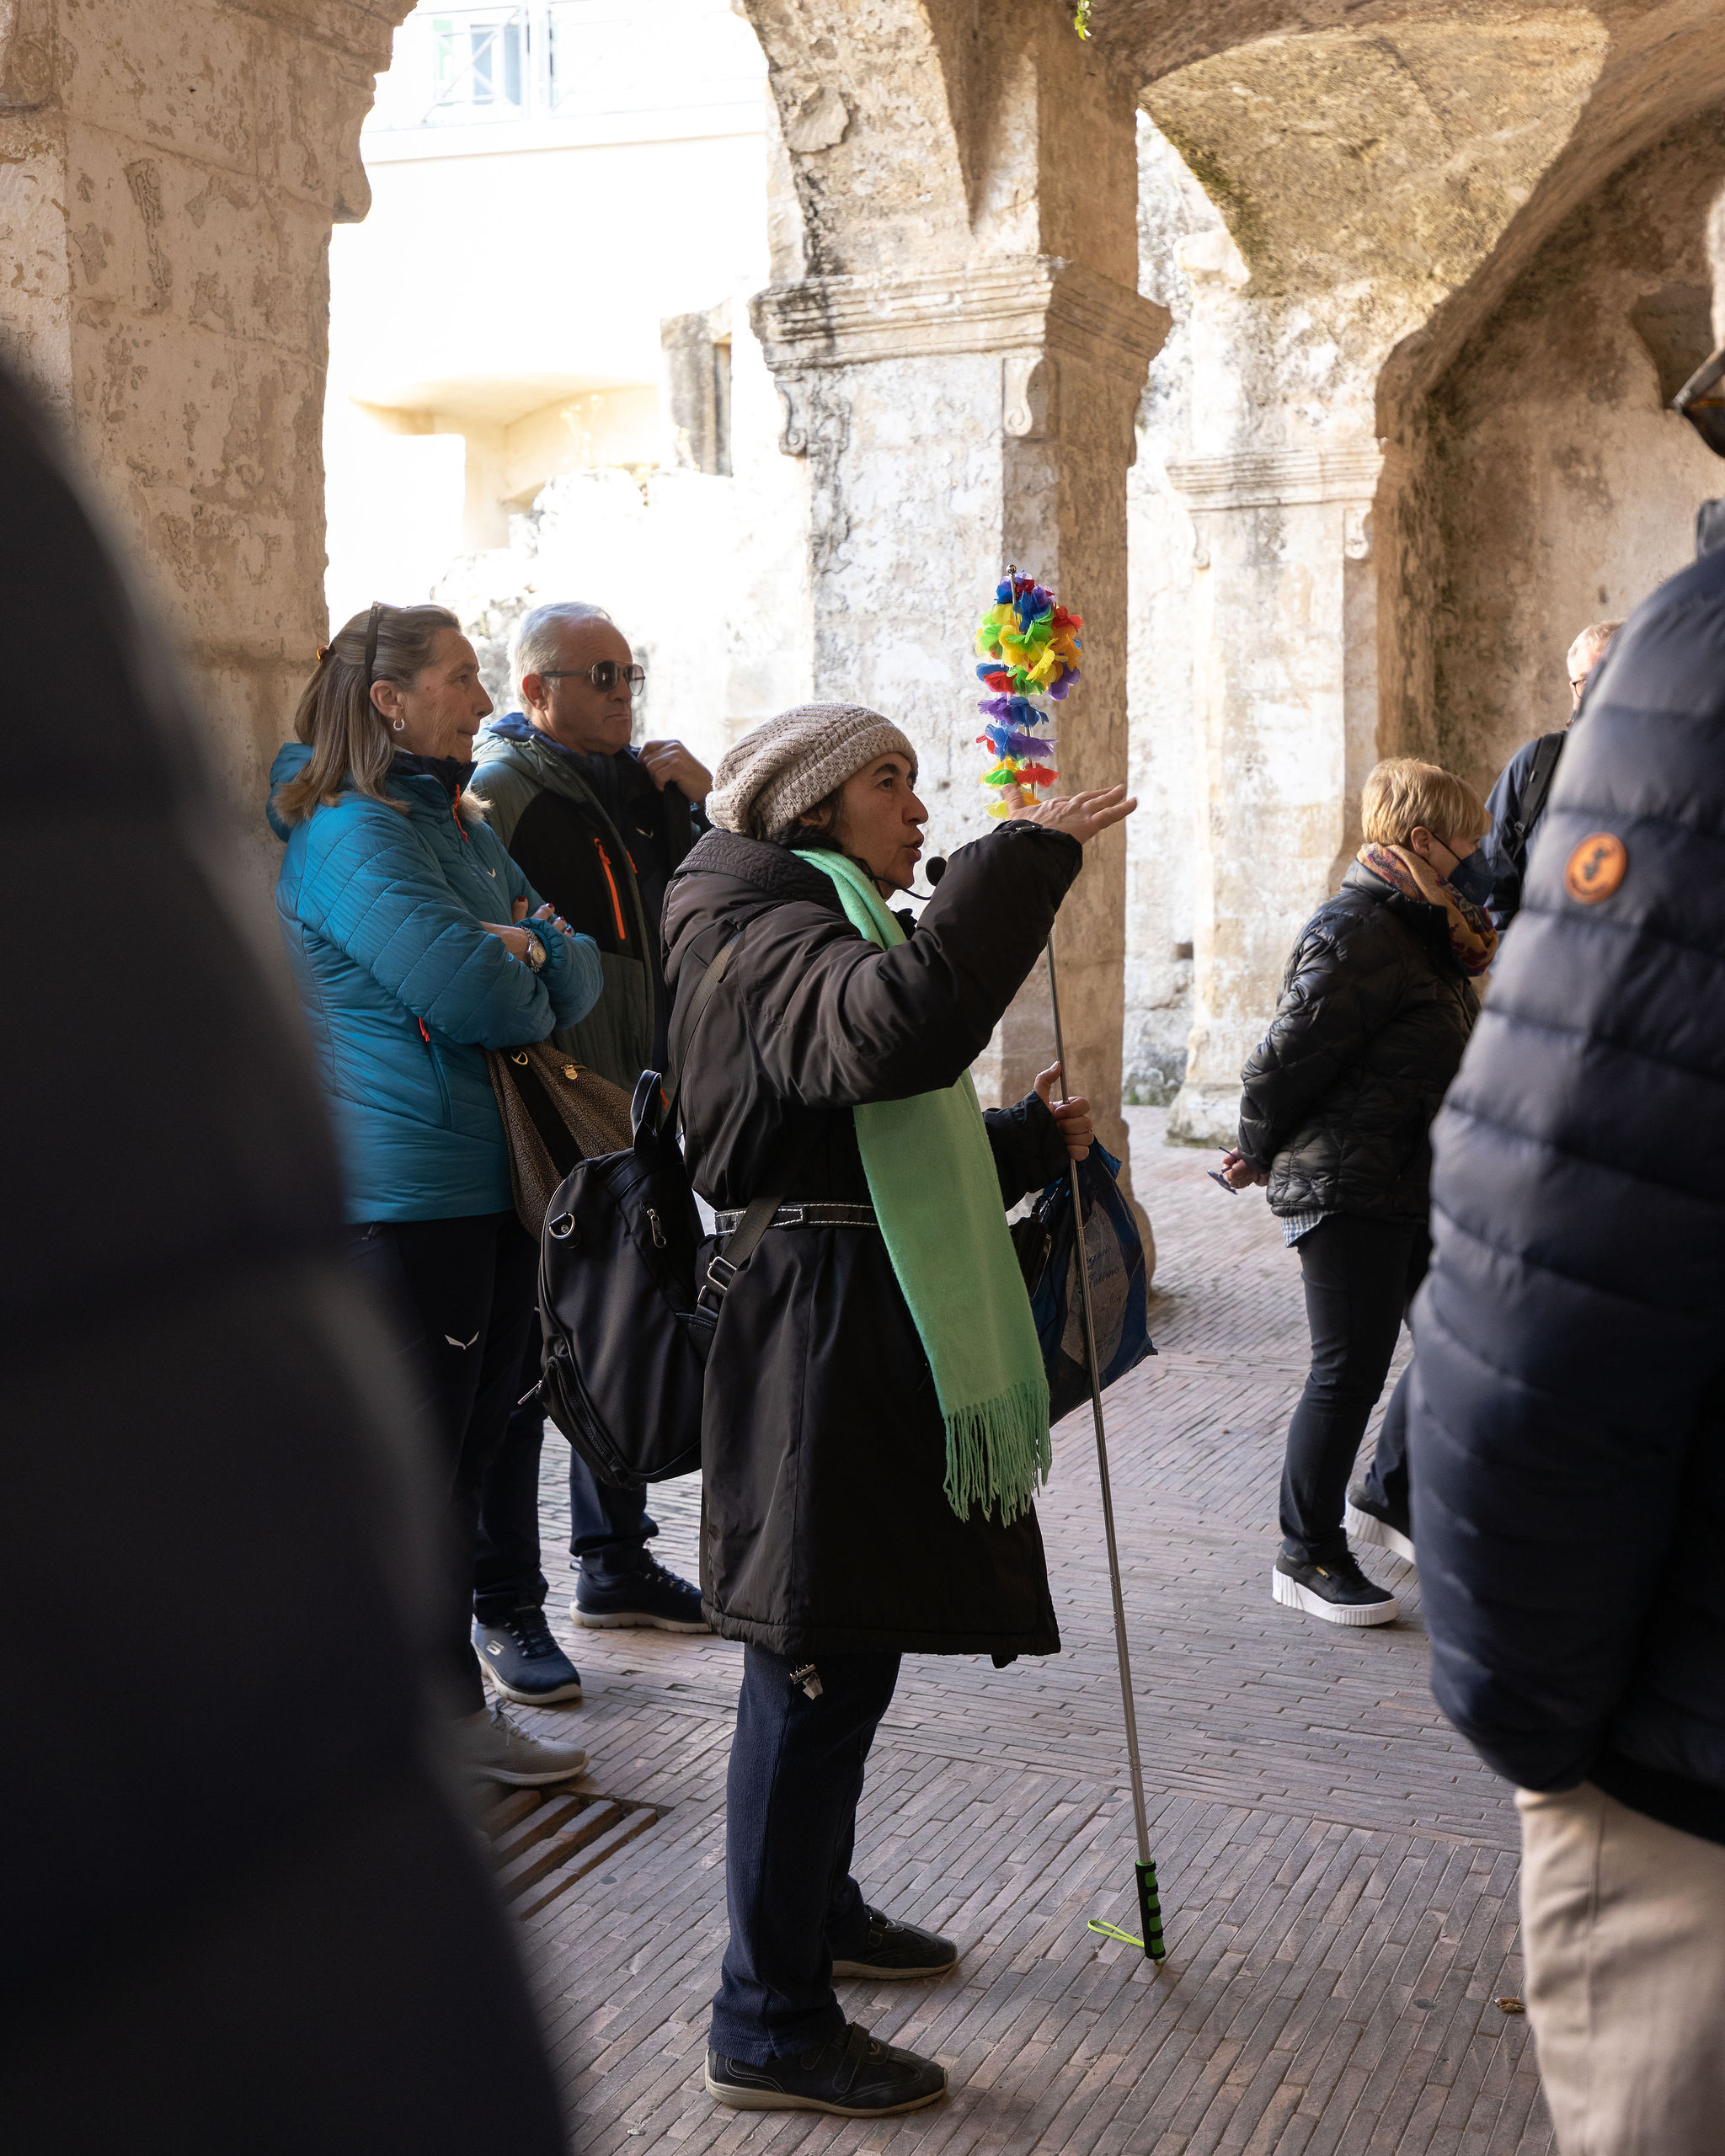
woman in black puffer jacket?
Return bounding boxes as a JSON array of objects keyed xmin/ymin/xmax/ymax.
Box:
[
  {"xmin": 1220, "ymin": 757, "xmax": 1495, "ymax": 1627},
  {"xmin": 665, "ymin": 701, "xmax": 1134, "ymax": 2120}
]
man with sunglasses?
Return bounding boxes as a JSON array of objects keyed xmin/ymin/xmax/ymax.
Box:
[{"xmin": 465, "ymin": 601, "xmax": 714, "ymax": 1698}]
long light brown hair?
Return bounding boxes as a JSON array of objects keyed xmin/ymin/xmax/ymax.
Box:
[{"xmin": 272, "ymin": 602, "xmax": 461, "ymax": 827}]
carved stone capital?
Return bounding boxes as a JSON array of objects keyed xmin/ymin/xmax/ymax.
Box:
[
  {"xmin": 1002, "ymin": 352, "xmax": 1057, "ymax": 440},
  {"xmin": 1163, "ymin": 442, "xmax": 1384, "ymax": 512},
  {"xmin": 750, "ymin": 257, "xmax": 1170, "ymax": 390}
]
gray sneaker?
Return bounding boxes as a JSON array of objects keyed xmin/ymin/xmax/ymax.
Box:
[{"xmin": 457, "ymin": 1699, "xmax": 589, "ymax": 1787}]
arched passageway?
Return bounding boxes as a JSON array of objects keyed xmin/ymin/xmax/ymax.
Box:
[{"xmin": 8, "ymin": 0, "xmax": 1725, "ymax": 1237}]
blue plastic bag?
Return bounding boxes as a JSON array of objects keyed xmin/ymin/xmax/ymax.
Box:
[{"xmin": 1012, "ymin": 1142, "xmax": 1156, "ymax": 1424}]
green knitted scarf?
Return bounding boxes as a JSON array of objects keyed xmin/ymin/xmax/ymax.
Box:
[{"xmin": 802, "ymin": 850, "xmax": 1052, "ymax": 1524}]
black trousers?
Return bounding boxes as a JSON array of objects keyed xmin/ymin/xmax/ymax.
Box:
[
  {"xmin": 342, "ymin": 1213, "xmax": 539, "ymax": 1715},
  {"xmin": 709, "ymin": 1646, "xmax": 900, "ymax": 2064},
  {"xmin": 472, "ymin": 1328, "xmax": 657, "ymax": 1625},
  {"xmin": 1279, "ymin": 1213, "xmax": 1429, "ymax": 1563}
]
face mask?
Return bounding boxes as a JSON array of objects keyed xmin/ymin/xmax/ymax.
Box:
[{"xmin": 1445, "ymin": 849, "xmax": 1494, "ymax": 908}]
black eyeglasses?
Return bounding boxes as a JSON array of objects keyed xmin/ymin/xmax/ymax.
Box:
[
  {"xmin": 541, "ymin": 660, "xmax": 644, "ymax": 693},
  {"xmin": 1675, "ymin": 344, "xmax": 1725, "ymax": 458},
  {"xmin": 364, "ymin": 600, "xmax": 385, "ymax": 687}
]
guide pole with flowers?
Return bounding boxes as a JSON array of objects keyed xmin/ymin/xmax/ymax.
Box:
[{"xmin": 973, "ymin": 570, "xmax": 1167, "ymax": 1964}]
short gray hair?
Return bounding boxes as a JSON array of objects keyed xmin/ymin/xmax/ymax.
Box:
[
  {"xmin": 510, "ymin": 600, "xmax": 615, "ymax": 706},
  {"xmin": 1567, "ymin": 619, "xmax": 1622, "ymax": 683}
]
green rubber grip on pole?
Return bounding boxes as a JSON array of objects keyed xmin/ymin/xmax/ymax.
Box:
[{"xmin": 1135, "ymin": 1859, "xmax": 1166, "ymax": 1961}]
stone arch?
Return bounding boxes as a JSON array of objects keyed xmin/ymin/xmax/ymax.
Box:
[{"xmin": 1115, "ymin": 3, "xmax": 1725, "ymax": 1137}]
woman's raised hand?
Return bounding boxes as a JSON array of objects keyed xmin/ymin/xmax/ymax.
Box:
[
  {"xmin": 1009, "ymin": 782, "xmax": 1138, "ymax": 843},
  {"xmin": 1034, "ymin": 1061, "xmax": 1093, "ymax": 1161}
]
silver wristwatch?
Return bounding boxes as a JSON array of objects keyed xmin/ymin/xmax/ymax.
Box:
[{"xmin": 523, "ymin": 935, "xmax": 547, "ymax": 973}]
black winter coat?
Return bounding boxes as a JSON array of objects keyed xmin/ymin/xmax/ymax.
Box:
[
  {"xmin": 1412, "ymin": 542, "xmax": 1725, "ymax": 1840},
  {"xmin": 1236, "ymin": 862, "xmax": 1479, "ymax": 1220},
  {"xmin": 662, "ymin": 823, "xmax": 1081, "ymax": 1659}
]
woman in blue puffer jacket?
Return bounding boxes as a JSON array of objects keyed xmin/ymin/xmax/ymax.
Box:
[{"xmin": 270, "ymin": 601, "xmax": 601, "ymax": 1787}]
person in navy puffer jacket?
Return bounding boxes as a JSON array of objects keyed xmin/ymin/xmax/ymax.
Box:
[
  {"xmin": 270, "ymin": 602, "xmax": 601, "ymax": 1789},
  {"xmin": 1411, "ymin": 495, "xmax": 1725, "ymax": 2153}
]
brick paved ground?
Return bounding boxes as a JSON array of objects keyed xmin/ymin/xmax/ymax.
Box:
[{"xmin": 505, "ymin": 1109, "xmax": 1553, "ymax": 2154}]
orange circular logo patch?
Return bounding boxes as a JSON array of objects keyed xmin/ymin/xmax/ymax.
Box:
[{"xmin": 1564, "ymin": 832, "xmax": 1627, "ymax": 904}]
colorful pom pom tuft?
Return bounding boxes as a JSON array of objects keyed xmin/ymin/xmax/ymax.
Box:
[{"xmin": 970, "ymin": 566, "xmax": 1081, "ymax": 811}]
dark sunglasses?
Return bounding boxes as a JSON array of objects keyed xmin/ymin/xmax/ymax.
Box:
[
  {"xmin": 1675, "ymin": 344, "xmax": 1725, "ymax": 458},
  {"xmin": 542, "ymin": 660, "xmax": 644, "ymax": 693}
]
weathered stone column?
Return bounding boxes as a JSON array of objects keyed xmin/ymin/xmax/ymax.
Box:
[
  {"xmin": 744, "ymin": 8, "xmax": 1167, "ymax": 1242},
  {"xmin": 0, "ymin": 0, "xmax": 403, "ymax": 878},
  {"xmin": 1162, "ymin": 441, "xmax": 1382, "ymax": 1145},
  {"xmin": 752, "ymin": 262, "xmax": 1167, "ymax": 1140}
]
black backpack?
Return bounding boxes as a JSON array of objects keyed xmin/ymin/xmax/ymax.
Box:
[{"xmin": 534, "ymin": 926, "xmax": 803, "ymax": 1490}]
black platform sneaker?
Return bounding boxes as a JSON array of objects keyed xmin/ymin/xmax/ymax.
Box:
[
  {"xmin": 830, "ymin": 1907, "xmax": 958, "ymax": 1980},
  {"xmin": 1272, "ymin": 1550, "xmax": 1398, "ymax": 1627},
  {"xmin": 705, "ymin": 2022, "xmax": 947, "ymax": 2117},
  {"xmin": 1344, "ymin": 1483, "xmax": 1416, "ymax": 1566}
]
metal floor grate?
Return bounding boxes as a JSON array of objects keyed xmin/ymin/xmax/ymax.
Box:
[{"xmin": 478, "ymin": 1785, "xmax": 661, "ymax": 1919}]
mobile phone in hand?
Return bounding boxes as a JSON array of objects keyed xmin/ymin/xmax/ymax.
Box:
[{"xmin": 1207, "ymin": 1168, "xmax": 1240, "ymax": 1196}]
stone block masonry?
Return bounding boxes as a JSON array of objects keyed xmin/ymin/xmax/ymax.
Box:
[{"xmin": 0, "ymin": 0, "xmax": 409, "ymax": 887}]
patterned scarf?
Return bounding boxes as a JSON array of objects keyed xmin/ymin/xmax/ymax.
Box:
[{"xmin": 1357, "ymin": 843, "xmax": 1498, "ymax": 977}]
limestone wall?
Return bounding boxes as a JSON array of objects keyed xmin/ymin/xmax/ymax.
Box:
[
  {"xmin": 1391, "ymin": 107, "xmax": 1725, "ymax": 797},
  {"xmin": 0, "ymin": 0, "xmax": 401, "ymax": 882}
]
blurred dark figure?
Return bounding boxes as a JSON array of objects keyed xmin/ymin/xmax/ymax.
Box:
[
  {"xmin": 1481, "ymin": 617, "xmax": 1621, "ymax": 934},
  {"xmin": 0, "ymin": 371, "xmax": 565, "ymax": 2150},
  {"xmin": 1412, "ymin": 491, "xmax": 1725, "ymax": 2145}
]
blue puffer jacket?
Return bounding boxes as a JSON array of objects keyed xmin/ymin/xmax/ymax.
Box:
[
  {"xmin": 269, "ymin": 745, "xmax": 603, "ymax": 1222},
  {"xmin": 1411, "ymin": 542, "xmax": 1725, "ymax": 1844}
]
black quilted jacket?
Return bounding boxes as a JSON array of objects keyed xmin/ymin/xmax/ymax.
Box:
[
  {"xmin": 1236, "ymin": 862, "xmax": 1479, "ymax": 1221},
  {"xmin": 1412, "ymin": 540, "xmax": 1725, "ymax": 1838},
  {"xmin": 663, "ymin": 824, "xmax": 1079, "ymax": 1658}
]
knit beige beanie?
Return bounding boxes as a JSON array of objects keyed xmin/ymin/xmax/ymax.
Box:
[{"xmin": 707, "ymin": 702, "xmax": 918, "ymax": 839}]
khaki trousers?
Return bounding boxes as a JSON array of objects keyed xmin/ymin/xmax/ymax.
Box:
[{"xmin": 1518, "ymin": 1782, "xmax": 1725, "ymax": 2155}]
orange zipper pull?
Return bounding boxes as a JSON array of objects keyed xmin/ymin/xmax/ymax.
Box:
[{"xmin": 593, "ymin": 839, "xmax": 628, "ymax": 942}]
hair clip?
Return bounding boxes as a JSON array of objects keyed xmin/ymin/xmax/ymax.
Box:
[{"xmin": 315, "ymin": 644, "xmax": 331, "ymax": 664}]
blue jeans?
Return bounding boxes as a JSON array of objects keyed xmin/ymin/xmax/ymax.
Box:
[
  {"xmin": 710, "ymin": 1646, "xmax": 900, "ymax": 2063},
  {"xmin": 472, "ymin": 1326, "xmax": 655, "ymax": 1625}
]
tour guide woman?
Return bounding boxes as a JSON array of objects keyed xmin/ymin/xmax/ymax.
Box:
[
  {"xmin": 269, "ymin": 603, "xmax": 601, "ymax": 1787},
  {"xmin": 1220, "ymin": 756, "xmax": 1497, "ymax": 1629},
  {"xmin": 665, "ymin": 701, "xmax": 1135, "ymax": 2119}
]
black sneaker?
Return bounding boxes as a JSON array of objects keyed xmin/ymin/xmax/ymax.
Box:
[
  {"xmin": 1345, "ymin": 1483, "xmax": 1416, "ymax": 1566},
  {"xmin": 472, "ymin": 1606, "xmax": 584, "ymax": 1704},
  {"xmin": 705, "ymin": 2022, "xmax": 947, "ymax": 2116},
  {"xmin": 573, "ymin": 1556, "xmax": 710, "ymax": 1634},
  {"xmin": 830, "ymin": 1906, "xmax": 958, "ymax": 1980},
  {"xmin": 1272, "ymin": 1550, "xmax": 1398, "ymax": 1627}
]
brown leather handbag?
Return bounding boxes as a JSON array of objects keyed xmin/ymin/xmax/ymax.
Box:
[{"xmin": 485, "ymin": 1041, "xmax": 634, "ymax": 1239}]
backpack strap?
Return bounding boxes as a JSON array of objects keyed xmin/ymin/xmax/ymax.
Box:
[
  {"xmin": 1514, "ymin": 731, "xmax": 1567, "ymax": 848},
  {"xmin": 660, "ymin": 915, "xmax": 824, "ymax": 1320},
  {"xmin": 658, "ymin": 923, "xmax": 743, "ymax": 1129}
]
